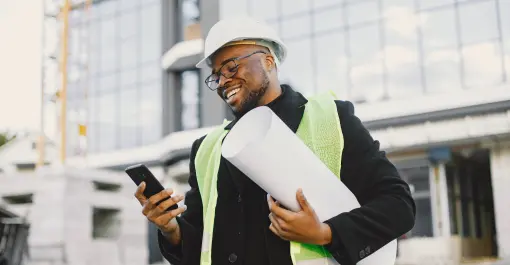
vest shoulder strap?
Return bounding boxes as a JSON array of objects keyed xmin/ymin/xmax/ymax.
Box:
[
  {"xmin": 297, "ymin": 90, "xmax": 343, "ymax": 178},
  {"xmin": 194, "ymin": 123, "xmax": 229, "ymax": 209}
]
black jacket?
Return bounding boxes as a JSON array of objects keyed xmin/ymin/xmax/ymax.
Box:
[{"xmin": 158, "ymin": 85, "xmax": 416, "ymax": 265}]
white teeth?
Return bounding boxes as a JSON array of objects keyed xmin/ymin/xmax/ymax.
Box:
[{"xmin": 227, "ymin": 88, "xmax": 240, "ymax": 99}]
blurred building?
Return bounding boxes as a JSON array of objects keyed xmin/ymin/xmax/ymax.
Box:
[
  {"xmin": 0, "ymin": 206, "xmax": 29, "ymax": 265},
  {"xmin": 0, "ymin": 132, "xmax": 57, "ymax": 174},
  {"xmin": 39, "ymin": 0, "xmax": 510, "ymax": 264},
  {"xmin": 0, "ymin": 168, "xmax": 148, "ymax": 265}
]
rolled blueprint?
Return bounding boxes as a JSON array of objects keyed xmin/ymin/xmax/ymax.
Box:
[{"xmin": 221, "ymin": 106, "xmax": 397, "ymax": 265}]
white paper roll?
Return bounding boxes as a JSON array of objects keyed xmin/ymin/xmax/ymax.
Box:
[{"xmin": 221, "ymin": 106, "xmax": 397, "ymax": 265}]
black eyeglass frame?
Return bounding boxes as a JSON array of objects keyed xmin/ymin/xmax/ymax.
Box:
[{"xmin": 204, "ymin": 50, "xmax": 268, "ymax": 91}]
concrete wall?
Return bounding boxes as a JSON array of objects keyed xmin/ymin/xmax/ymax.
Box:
[{"xmin": 0, "ymin": 168, "xmax": 148, "ymax": 265}]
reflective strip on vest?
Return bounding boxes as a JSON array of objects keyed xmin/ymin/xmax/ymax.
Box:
[{"xmin": 194, "ymin": 91, "xmax": 344, "ymax": 265}]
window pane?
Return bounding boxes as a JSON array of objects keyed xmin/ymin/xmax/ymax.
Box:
[
  {"xmin": 247, "ymin": 0, "xmax": 277, "ymax": 20},
  {"xmin": 382, "ymin": 0, "xmax": 415, "ymax": 15},
  {"xmin": 424, "ymin": 48, "xmax": 461, "ymax": 93},
  {"xmin": 101, "ymin": 47, "xmax": 117, "ymax": 73},
  {"xmin": 404, "ymin": 166, "xmax": 430, "ymax": 192},
  {"xmin": 458, "ymin": 1, "xmax": 498, "ymax": 44},
  {"xmin": 90, "ymin": 50, "xmax": 100, "ymax": 76},
  {"xmin": 120, "ymin": 68, "xmax": 138, "ymax": 87},
  {"xmin": 141, "ymin": 62, "xmax": 162, "ymax": 84},
  {"xmin": 347, "ymin": 0, "xmax": 380, "ymax": 25},
  {"xmin": 314, "ymin": 6, "xmax": 345, "ymax": 33},
  {"xmin": 120, "ymin": 37, "xmax": 137, "ymax": 69},
  {"xmin": 501, "ymin": 0, "xmax": 510, "ymax": 81},
  {"xmin": 279, "ymin": 38, "xmax": 315, "ymax": 96},
  {"xmin": 350, "ymin": 61, "xmax": 385, "ymax": 103},
  {"xmin": 411, "ymin": 198, "xmax": 433, "ymax": 237},
  {"xmin": 88, "ymin": 96, "xmax": 99, "ymax": 125},
  {"xmin": 99, "ymin": 74, "xmax": 117, "ymax": 94},
  {"xmin": 87, "ymin": 96, "xmax": 99, "ymax": 153},
  {"xmin": 384, "ymin": 14, "xmax": 422, "ymax": 98},
  {"xmin": 462, "ymin": 41, "xmax": 504, "ymax": 88},
  {"xmin": 313, "ymin": 0, "xmax": 341, "ymax": 10},
  {"xmin": 281, "ymin": 0, "xmax": 309, "ymax": 16},
  {"xmin": 181, "ymin": 0, "xmax": 200, "ymax": 27},
  {"xmin": 421, "ymin": 7, "xmax": 458, "ymax": 49},
  {"xmin": 120, "ymin": 0, "xmax": 138, "ymax": 10},
  {"xmin": 349, "ymin": 24, "xmax": 381, "ymax": 65},
  {"xmin": 99, "ymin": 0, "xmax": 118, "ymax": 16},
  {"xmin": 101, "ymin": 18, "xmax": 116, "ymax": 49},
  {"xmin": 315, "ymin": 32, "xmax": 349, "ymax": 98},
  {"xmin": 120, "ymin": 87, "xmax": 139, "ymax": 148},
  {"xmin": 386, "ymin": 46, "xmax": 422, "ymax": 98},
  {"xmin": 66, "ymin": 120, "xmax": 80, "ymax": 156},
  {"xmin": 140, "ymin": 83, "xmax": 161, "ymax": 144},
  {"xmin": 383, "ymin": 3, "xmax": 419, "ymax": 41},
  {"xmin": 119, "ymin": 11, "xmax": 138, "ymax": 39},
  {"xmin": 88, "ymin": 123, "xmax": 99, "ymax": 153},
  {"xmin": 98, "ymin": 92, "xmax": 117, "ymax": 152},
  {"xmin": 142, "ymin": 0, "xmax": 160, "ymax": 7},
  {"xmin": 181, "ymin": 71, "xmax": 201, "ymax": 130},
  {"xmin": 418, "ymin": 0, "xmax": 454, "ymax": 10},
  {"xmin": 281, "ymin": 15, "xmax": 311, "ymax": 40},
  {"xmin": 140, "ymin": 4, "xmax": 161, "ymax": 63},
  {"xmin": 69, "ymin": 26, "xmax": 81, "ymax": 58}
]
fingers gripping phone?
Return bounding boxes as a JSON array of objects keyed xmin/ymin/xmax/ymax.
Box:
[{"xmin": 125, "ymin": 164, "xmax": 178, "ymax": 210}]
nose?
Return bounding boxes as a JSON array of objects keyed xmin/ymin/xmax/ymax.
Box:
[{"xmin": 218, "ymin": 75, "xmax": 232, "ymax": 89}]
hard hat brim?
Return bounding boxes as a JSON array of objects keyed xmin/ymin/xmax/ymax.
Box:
[{"xmin": 195, "ymin": 57, "xmax": 208, "ymax": 69}]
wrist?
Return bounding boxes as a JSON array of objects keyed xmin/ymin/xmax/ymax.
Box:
[
  {"xmin": 161, "ymin": 220, "xmax": 181, "ymax": 246},
  {"xmin": 319, "ymin": 223, "xmax": 332, "ymax": 246}
]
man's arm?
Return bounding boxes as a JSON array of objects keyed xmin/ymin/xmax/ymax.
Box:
[
  {"xmin": 158, "ymin": 136, "xmax": 205, "ymax": 265},
  {"xmin": 323, "ymin": 101, "xmax": 416, "ymax": 264}
]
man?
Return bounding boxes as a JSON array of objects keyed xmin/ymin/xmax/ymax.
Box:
[{"xmin": 134, "ymin": 17, "xmax": 416, "ymax": 265}]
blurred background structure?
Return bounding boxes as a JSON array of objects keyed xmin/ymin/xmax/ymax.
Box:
[{"xmin": 1, "ymin": 0, "xmax": 510, "ymax": 264}]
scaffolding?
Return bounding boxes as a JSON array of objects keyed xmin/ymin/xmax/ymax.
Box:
[{"xmin": 40, "ymin": 0, "xmax": 92, "ymax": 167}]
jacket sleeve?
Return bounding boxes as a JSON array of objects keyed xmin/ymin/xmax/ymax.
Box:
[
  {"xmin": 323, "ymin": 101, "xmax": 416, "ymax": 265},
  {"xmin": 158, "ymin": 137, "xmax": 205, "ymax": 265}
]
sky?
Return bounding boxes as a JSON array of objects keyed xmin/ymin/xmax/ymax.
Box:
[{"xmin": 0, "ymin": 0, "xmax": 43, "ymax": 134}]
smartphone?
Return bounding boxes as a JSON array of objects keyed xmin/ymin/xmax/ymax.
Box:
[{"xmin": 125, "ymin": 164, "xmax": 178, "ymax": 210}]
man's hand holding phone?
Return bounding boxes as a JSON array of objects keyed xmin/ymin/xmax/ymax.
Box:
[{"xmin": 134, "ymin": 182, "xmax": 187, "ymax": 246}]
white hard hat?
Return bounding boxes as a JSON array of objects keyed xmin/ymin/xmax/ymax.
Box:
[{"xmin": 196, "ymin": 16, "xmax": 287, "ymax": 69}]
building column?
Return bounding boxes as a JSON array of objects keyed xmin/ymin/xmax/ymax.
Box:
[
  {"xmin": 428, "ymin": 147, "xmax": 452, "ymax": 238},
  {"xmin": 161, "ymin": 0, "xmax": 178, "ymax": 135},
  {"xmin": 429, "ymin": 162, "xmax": 452, "ymax": 237},
  {"xmin": 489, "ymin": 142, "xmax": 510, "ymax": 258},
  {"xmin": 198, "ymin": 0, "xmax": 227, "ymax": 126}
]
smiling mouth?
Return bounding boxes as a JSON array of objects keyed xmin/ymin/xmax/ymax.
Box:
[{"xmin": 226, "ymin": 88, "xmax": 240, "ymax": 100}]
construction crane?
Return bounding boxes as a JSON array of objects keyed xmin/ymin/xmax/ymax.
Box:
[{"xmin": 39, "ymin": 0, "xmax": 92, "ymax": 167}]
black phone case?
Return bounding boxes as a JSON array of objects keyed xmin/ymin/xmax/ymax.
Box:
[{"xmin": 125, "ymin": 164, "xmax": 178, "ymax": 210}]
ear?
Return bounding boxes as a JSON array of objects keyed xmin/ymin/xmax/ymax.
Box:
[{"xmin": 264, "ymin": 54, "xmax": 275, "ymax": 72}]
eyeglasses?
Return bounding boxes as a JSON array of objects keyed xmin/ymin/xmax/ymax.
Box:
[{"xmin": 204, "ymin": 50, "xmax": 268, "ymax": 91}]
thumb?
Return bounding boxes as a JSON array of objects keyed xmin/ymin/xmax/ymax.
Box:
[{"xmin": 297, "ymin": 189, "xmax": 310, "ymax": 212}]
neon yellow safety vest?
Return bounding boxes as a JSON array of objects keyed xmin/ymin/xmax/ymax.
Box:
[{"xmin": 194, "ymin": 91, "xmax": 344, "ymax": 265}]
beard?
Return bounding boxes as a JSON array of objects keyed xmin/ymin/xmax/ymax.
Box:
[{"xmin": 232, "ymin": 69, "xmax": 270, "ymax": 118}]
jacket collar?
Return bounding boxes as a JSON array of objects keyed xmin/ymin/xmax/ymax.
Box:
[{"xmin": 224, "ymin": 84, "xmax": 308, "ymax": 132}]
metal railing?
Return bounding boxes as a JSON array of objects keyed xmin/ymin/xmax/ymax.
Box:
[{"xmin": 0, "ymin": 217, "xmax": 29, "ymax": 265}]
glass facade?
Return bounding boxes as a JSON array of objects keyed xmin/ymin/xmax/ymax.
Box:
[
  {"xmin": 66, "ymin": 0, "xmax": 163, "ymax": 155},
  {"xmin": 179, "ymin": 70, "xmax": 201, "ymax": 131},
  {"xmin": 399, "ymin": 165, "xmax": 433, "ymax": 238},
  {"xmin": 178, "ymin": 0, "xmax": 201, "ymax": 41},
  {"xmin": 221, "ymin": 0, "xmax": 510, "ymax": 103}
]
